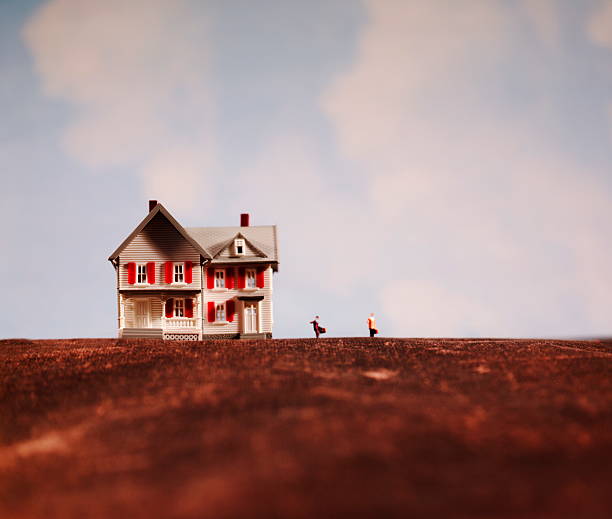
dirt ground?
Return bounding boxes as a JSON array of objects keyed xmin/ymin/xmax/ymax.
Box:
[{"xmin": 1, "ymin": 337, "xmax": 611, "ymax": 519}]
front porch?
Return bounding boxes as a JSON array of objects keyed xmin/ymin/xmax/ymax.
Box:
[
  {"xmin": 119, "ymin": 291, "xmax": 202, "ymax": 340},
  {"xmin": 118, "ymin": 291, "xmax": 270, "ymax": 341}
]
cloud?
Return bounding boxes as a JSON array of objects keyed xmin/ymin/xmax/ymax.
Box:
[
  {"xmin": 519, "ymin": 0, "xmax": 561, "ymax": 48},
  {"xmin": 229, "ymin": 133, "xmax": 378, "ymax": 295},
  {"xmin": 588, "ymin": 1, "xmax": 612, "ymax": 144},
  {"xmin": 322, "ymin": 0, "xmax": 612, "ymax": 336},
  {"xmin": 23, "ymin": 0, "xmax": 214, "ymax": 210},
  {"xmin": 587, "ymin": 0, "xmax": 612, "ymax": 48}
]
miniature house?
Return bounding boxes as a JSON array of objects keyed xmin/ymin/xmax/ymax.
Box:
[{"xmin": 108, "ymin": 201, "xmax": 279, "ymax": 340}]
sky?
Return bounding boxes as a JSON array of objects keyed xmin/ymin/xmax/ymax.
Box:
[{"xmin": 1, "ymin": 0, "xmax": 612, "ymax": 339}]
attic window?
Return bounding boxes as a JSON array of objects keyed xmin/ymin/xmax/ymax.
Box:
[{"xmin": 234, "ymin": 239, "xmax": 245, "ymax": 256}]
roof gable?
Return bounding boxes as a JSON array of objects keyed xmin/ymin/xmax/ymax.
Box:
[
  {"xmin": 185, "ymin": 225, "xmax": 279, "ymax": 265},
  {"xmin": 108, "ymin": 204, "xmax": 211, "ymax": 261},
  {"xmin": 186, "ymin": 225, "xmax": 278, "ymax": 262},
  {"xmin": 213, "ymin": 232, "xmax": 267, "ymax": 259}
]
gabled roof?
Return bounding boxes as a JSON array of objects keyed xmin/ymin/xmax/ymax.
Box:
[
  {"xmin": 204, "ymin": 231, "xmax": 267, "ymax": 259},
  {"xmin": 108, "ymin": 204, "xmax": 212, "ymax": 262},
  {"xmin": 185, "ymin": 225, "xmax": 279, "ymax": 265}
]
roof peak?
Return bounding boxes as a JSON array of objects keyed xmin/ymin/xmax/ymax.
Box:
[{"xmin": 108, "ymin": 203, "xmax": 212, "ymax": 261}]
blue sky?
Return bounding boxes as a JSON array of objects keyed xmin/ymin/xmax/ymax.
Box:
[{"xmin": 1, "ymin": 0, "xmax": 612, "ymax": 339}]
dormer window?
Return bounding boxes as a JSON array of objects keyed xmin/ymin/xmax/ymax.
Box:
[{"xmin": 234, "ymin": 239, "xmax": 245, "ymax": 256}]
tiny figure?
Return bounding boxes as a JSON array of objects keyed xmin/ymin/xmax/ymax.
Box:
[
  {"xmin": 367, "ymin": 313, "xmax": 378, "ymax": 338},
  {"xmin": 310, "ymin": 316, "xmax": 321, "ymax": 338}
]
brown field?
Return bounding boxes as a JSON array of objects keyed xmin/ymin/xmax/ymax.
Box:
[{"xmin": 1, "ymin": 337, "xmax": 611, "ymax": 519}]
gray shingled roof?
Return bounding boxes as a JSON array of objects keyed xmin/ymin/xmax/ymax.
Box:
[{"xmin": 185, "ymin": 226, "xmax": 279, "ymax": 265}]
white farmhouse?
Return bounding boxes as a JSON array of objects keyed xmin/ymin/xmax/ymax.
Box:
[{"xmin": 108, "ymin": 201, "xmax": 279, "ymax": 340}]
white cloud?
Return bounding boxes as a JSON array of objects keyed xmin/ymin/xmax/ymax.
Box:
[
  {"xmin": 322, "ymin": 0, "xmax": 510, "ymax": 163},
  {"xmin": 519, "ymin": 0, "xmax": 561, "ymax": 48},
  {"xmin": 323, "ymin": 0, "xmax": 612, "ymax": 336},
  {"xmin": 588, "ymin": 1, "xmax": 612, "ymax": 145},
  {"xmin": 587, "ymin": 0, "xmax": 612, "ymax": 48},
  {"xmin": 230, "ymin": 134, "xmax": 378, "ymax": 296},
  {"xmin": 23, "ymin": 0, "xmax": 214, "ymax": 211}
]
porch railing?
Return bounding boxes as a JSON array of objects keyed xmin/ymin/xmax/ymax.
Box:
[{"xmin": 165, "ymin": 318, "xmax": 198, "ymax": 329}]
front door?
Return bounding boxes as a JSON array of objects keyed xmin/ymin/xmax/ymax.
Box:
[
  {"xmin": 244, "ymin": 303, "xmax": 258, "ymax": 333},
  {"xmin": 135, "ymin": 299, "xmax": 150, "ymax": 328}
]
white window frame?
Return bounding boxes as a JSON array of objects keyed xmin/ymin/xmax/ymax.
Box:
[
  {"xmin": 215, "ymin": 302, "xmax": 226, "ymax": 322},
  {"xmin": 174, "ymin": 298, "xmax": 185, "ymax": 318},
  {"xmin": 136, "ymin": 263, "xmax": 148, "ymax": 285},
  {"xmin": 245, "ymin": 268, "xmax": 257, "ymax": 290},
  {"xmin": 234, "ymin": 239, "xmax": 245, "ymax": 256},
  {"xmin": 173, "ymin": 263, "xmax": 185, "ymax": 284},
  {"xmin": 214, "ymin": 269, "xmax": 226, "ymax": 289}
]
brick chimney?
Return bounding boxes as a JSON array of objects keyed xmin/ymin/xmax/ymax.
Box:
[
  {"xmin": 240, "ymin": 213, "xmax": 250, "ymax": 227},
  {"xmin": 149, "ymin": 200, "xmax": 158, "ymax": 212}
]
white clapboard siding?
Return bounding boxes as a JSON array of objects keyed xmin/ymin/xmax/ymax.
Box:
[
  {"xmin": 201, "ymin": 266, "xmax": 274, "ymax": 335},
  {"xmin": 151, "ymin": 298, "xmax": 163, "ymax": 328},
  {"xmin": 118, "ymin": 212, "xmax": 202, "ymax": 290},
  {"xmin": 123, "ymin": 297, "xmax": 134, "ymax": 328},
  {"xmin": 259, "ymin": 267, "xmax": 273, "ymax": 333}
]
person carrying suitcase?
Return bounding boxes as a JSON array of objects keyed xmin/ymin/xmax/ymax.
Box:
[
  {"xmin": 310, "ymin": 316, "xmax": 326, "ymax": 338},
  {"xmin": 367, "ymin": 313, "xmax": 378, "ymax": 338}
]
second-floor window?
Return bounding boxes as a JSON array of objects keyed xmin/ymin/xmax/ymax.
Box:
[
  {"xmin": 215, "ymin": 269, "xmax": 225, "ymax": 288},
  {"xmin": 137, "ymin": 264, "xmax": 147, "ymax": 284},
  {"xmin": 246, "ymin": 269, "xmax": 256, "ymax": 289},
  {"xmin": 175, "ymin": 298, "xmax": 184, "ymax": 317},
  {"xmin": 174, "ymin": 263, "xmax": 184, "ymax": 283}
]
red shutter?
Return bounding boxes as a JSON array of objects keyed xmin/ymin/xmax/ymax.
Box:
[
  {"xmin": 127, "ymin": 262, "xmax": 136, "ymax": 284},
  {"xmin": 165, "ymin": 262, "xmax": 173, "ymax": 284},
  {"xmin": 185, "ymin": 298, "xmax": 193, "ymax": 318},
  {"xmin": 226, "ymin": 268, "xmax": 234, "ymax": 289},
  {"xmin": 147, "ymin": 262, "xmax": 156, "ymax": 284},
  {"xmin": 227, "ymin": 300, "xmax": 235, "ymax": 322},
  {"xmin": 185, "ymin": 261, "xmax": 193, "ymax": 284},
  {"xmin": 238, "ymin": 268, "xmax": 245, "ymax": 289},
  {"xmin": 207, "ymin": 301, "xmax": 215, "ymax": 322},
  {"xmin": 165, "ymin": 298, "xmax": 174, "ymax": 318},
  {"xmin": 256, "ymin": 267, "xmax": 265, "ymax": 288},
  {"xmin": 207, "ymin": 268, "xmax": 215, "ymax": 289}
]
